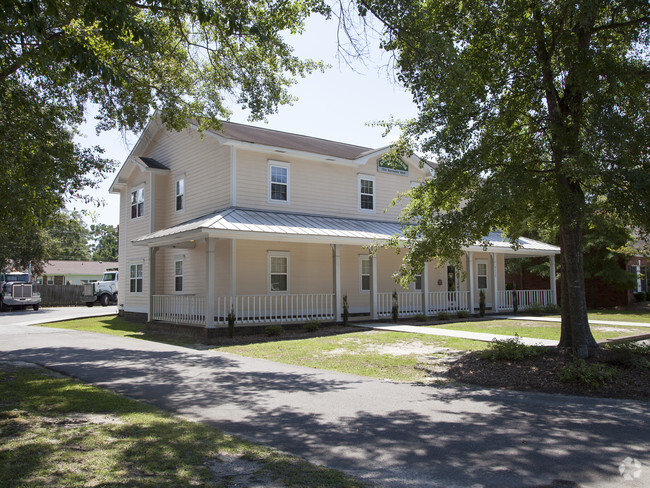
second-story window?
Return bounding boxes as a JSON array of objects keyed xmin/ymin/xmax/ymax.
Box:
[
  {"xmin": 175, "ymin": 178, "xmax": 185, "ymax": 212},
  {"xmin": 269, "ymin": 162, "xmax": 289, "ymax": 203},
  {"xmin": 359, "ymin": 176, "xmax": 375, "ymax": 212},
  {"xmin": 131, "ymin": 187, "xmax": 144, "ymax": 219}
]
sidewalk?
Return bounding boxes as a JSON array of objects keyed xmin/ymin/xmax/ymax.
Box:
[{"xmin": 351, "ymin": 323, "xmax": 558, "ymax": 346}]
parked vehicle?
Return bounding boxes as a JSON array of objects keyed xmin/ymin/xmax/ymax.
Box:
[
  {"xmin": 81, "ymin": 268, "xmax": 118, "ymax": 307},
  {"xmin": 0, "ymin": 271, "xmax": 41, "ymax": 311}
]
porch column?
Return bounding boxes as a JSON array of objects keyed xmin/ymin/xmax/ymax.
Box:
[
  {"xmin": 230, "ymin": 239, "xmax": 237, "ymax": 298},
  {"xmin": 466, "ymin": 252, "xmax": 474, "ymax": 311},
  {"xmin": 421, "ymin": 262, "xmax": 429, "ymax": 315},
  {"xmin": 370, "ymin": 254, "xmax": 378, "ymax": 320},
  {"xmin": 205, "ymin": 237, "xmax": 216, "ymax": 328},
  {"xmin": 492, "ymin": 253, "xmax": 499, "ymax": 312},
  {"xmin": 550, "ymin": 254, "xmax": 557, "ymax": 305},
  {"xmin": 332, "ymin": 244, "xmax": 341, "ymax": 321},
  {"xmin": 147, "ymin": 246, "xmax": 159, "ymax": 322}
]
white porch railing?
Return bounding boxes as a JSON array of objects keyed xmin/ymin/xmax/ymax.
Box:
[
  {"xmin": 152, "ymin": 295, "xmax": 205, "ymax": 325},
  {"xmin": 377, "ymin": 292, "xmax": 422, "ymax": 318},
  {"xmin": 426, "ymin": 291, "xmax": 471, "ymax": 313},
  {"xmin": 229, "ymin": 294, "xmax": 335, "ymax": 324},
  {"xmin": 497, "ymin": 289, "xmax": 554, "ymax": 311}
]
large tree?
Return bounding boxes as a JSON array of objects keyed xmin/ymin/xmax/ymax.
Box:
[
  {"xmin": 90, "ymin": 223, "xmax": 118, "ymax": 262},
  {"xmin": 45, "ymin": 211, "xmax": 92, "ymax": 261},
  {"xmin": 1, "ymin": 0, "xmax": 327, "ymax": 268},
  {"xmin": 355, "ymin": 0, "xmax": 650, "ymax": 357}
]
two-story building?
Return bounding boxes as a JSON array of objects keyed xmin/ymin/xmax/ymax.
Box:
[{"xmin": 110, "ymin": 117, "xmax": 559, "ymax": 333}]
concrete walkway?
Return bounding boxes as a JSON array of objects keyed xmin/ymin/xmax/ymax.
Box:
[
  {"xmin": 1, "ymin": 322, "xmax": 649, "ymax": 487},
  {"xmin": 0, "ymin": 305, "xmax": 118, "ymax": 327},
  {"xmin": 351, "ymin": 323, "xmax": 558, "ymax": 346}
]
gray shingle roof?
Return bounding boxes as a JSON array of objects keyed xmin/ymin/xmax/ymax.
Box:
[
  {"xmin": 138, "ymin": 157, "xmax": 169, "ymax": 170},
  {"xmin": 206, "ymin": 121, "xmax": 376, "ymax": 160}
]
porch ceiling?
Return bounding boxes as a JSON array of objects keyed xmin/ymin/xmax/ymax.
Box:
[{"xmin": 131, "ymin": 207, "xmax": 559, "ymax": 255}]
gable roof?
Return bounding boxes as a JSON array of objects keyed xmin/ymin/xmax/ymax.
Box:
[
  {"xmin": 41, "ymin": 260, "xmax": 118, "ymax": 276},
  {"xmin": 205, "ymin": 120, "xmax": 376, "ymax": 160}
]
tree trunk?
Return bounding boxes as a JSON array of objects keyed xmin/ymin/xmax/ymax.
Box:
[{"xmin": 556, "ymin": 179, "xmax": 597, "ymax": 358}]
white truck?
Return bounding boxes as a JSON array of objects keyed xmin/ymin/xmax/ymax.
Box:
[
  {"xmin": 81, "ymin": 268, "xmax": 118, "ymax": 307},
  {"xmin": 0, "ymin": 271, "xmax": 41, "ymax": 311}
]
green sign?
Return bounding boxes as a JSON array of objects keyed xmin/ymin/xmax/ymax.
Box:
[{"xmin": 377, "ymin": 156, "xmax": 409, "ymax": 176}]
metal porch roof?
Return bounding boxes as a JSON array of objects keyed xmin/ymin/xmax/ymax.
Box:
[{"xmin": 132, "ymin": 208, "xmax": 560, "ymax": 255}]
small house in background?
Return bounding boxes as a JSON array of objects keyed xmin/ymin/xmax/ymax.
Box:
[{"xmin": 39, "ymin": 260, "xmax": 119, "ymax": 285}]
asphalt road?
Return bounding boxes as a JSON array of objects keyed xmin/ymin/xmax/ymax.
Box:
[{"xmin": 0, "ymin": 319, "xmax": 648, "ymax": 488}]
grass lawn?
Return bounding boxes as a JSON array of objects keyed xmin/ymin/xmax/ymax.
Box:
[
  {"xmin": 539, "ymin": 309, "xmax": 650, "ymax": 324},
  {"xmin": 427, "ymin": 320, "xmax": 648, "ymax": 342},
  {"xmin": 0, "ymin": 362, "xmax": 366, "ymax": 488}
]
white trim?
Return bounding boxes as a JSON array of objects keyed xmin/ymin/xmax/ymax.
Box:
[
  {"xmin": 174, "ymin": 175, "xmax": 185, "ymax": 213},
  {"xmin": 130, "ymin": 184, "xmax": 145, "ymax": 220},
  {"xmin": 268, "ymin": 160, "xmax": 290, "ymax": 205},
  {"xmin": 359, "ymin": 255, "xmax": 370, "ymax": 294},
  {"xmin": 358, "ymin": 174, "xmax": 376, "ymax": 213},
  {"xmin": 230, "ymin": 146, "xmax": 237, "ymax": 207},
  {"xmin": 268, "ymin": 251, "xmax": 290, "ymax": 293},
  {"xmin": 129, "ymin": 263, "xmax": 144, "ymax": 295},
  {"xmin": 173, "ymin": 257, "xmax": 184, "ymax": 293}
]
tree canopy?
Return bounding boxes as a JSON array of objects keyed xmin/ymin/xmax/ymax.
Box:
[
  {"xmin": 1, "ymin": 0, "xmax": 327, "ymax": 269},
  {"xmin": 355, "ymin": 0, "xmax": 650, "ymax": 357},
  {"xmin": 90, "ymin": 223, "xmax": 118, "ymax": 262}
]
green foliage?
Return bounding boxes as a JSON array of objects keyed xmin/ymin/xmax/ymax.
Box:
[
  {"xmin": 413, "ymin": 313, "xmax": 428, "ymax": 322},
  {"xmin": 342, "ymin": 294, "xmax": 349, "ymax": 326},
  {"xmin": 481, "ymin": 335, "xmax": 546, "ymax": 361},
  {"xmin": 604, "ymin": 342, "xmax": 650, "ymax": 370},
  {"xmin": 360, "ymin": 0, "xmax": 650, "ymax": 357},
  {"xmin": 391, "ymin": 291, "xmax": 399, "ymax": 322},
  {"xmin": 512, "ymin": 283, "xmax": 518, "ymax": 315},
  {"xmin": 303, "ymin": 319, "xmax": 320, "ymax": 332},
  {"xmin": 91, "ymin": 224, "xmax": 118, "ymax": 262},
  {"xmin": 264, "ymin": 325, "xmax": 283, "ymax": 336},
  {"xmin": 1, "ymin": 0, "xmax": 328, "ymax": 268},
  {"xmin": 634, "ymin": 292, "xmax": 647, "ymax": 302},
  {"xmin": 436, "ymin": 311, "xmax": 451, "ymax": 320},
  {"xmin": 456, "ymin": 310, "xmax": 470, "ymax": 319},
  {"xmin": 45, "ymin": 210, "xmax": 92, "ymax": 261},
  {"xmin": 479, "ymin": 290, "xmax": 486, "ymax": 317},
  {"xmin": 525, "ymin": 303, "xmax": 561, "ymax": 315},
  {"xmin": 558, "ymin": 359, "xmax": 621, "ymax": 388},
  {"xmin": 227, "ymin": 308, "xmax": 236, "ymax": 338}
]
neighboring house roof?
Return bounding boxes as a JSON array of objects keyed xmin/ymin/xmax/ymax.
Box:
[
  {"xmin": 41, "ymin": 260, "xmax": 118, "ymax": 276},
  {"xmin": 132, "ymin": 207, "xmax": 559, "ymax": 255}
]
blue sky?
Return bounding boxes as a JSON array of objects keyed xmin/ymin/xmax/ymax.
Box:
[{"xmin": 68, "ymin": 13, "xmax": 417, "ymax": 227}]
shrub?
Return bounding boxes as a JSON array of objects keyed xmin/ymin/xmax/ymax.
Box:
[
  {"xmin": 479, "ymin": 290, "xmax": 486, "ymax": 317},
  {"xmin": 634, "ymin": 292, "xmax": 647, "ymax": 302},
  {"xmin": 436, "ymin": 311, "xmax": 451, "ymax": 320},
  {"xmin": 303, "ymin": 319, "xmax": 320, "ymax": 332},
  {"xmin": 558, "ymin": 359, "xmax": 621, "ymax": 388},
  {"xmin": 342, "ymin": 295, "xmax": 349, "ymax": 326},
  {"xmin": 481, "ymin": 334, "xmax": 546, "ymax": 361},
  {"xmin": 456, "ymin": 310, "xmax": 471, "ymax": 319},
  {"xmin": 604, "ymin": 342, "xmax": 650, "ymax": 369},
  {"xmin": 391, "ymin": 291, "xmax": 399, "ymax": 322},
  {"xmin": 227, "ymin": 308, "xmax": 236, "ymax": 338},
  {"xmin": 512, "ymin": 283, "xmax": 519, "ymax": 314},
  {"xmin": 413, "ymin": 313, "xmax": 428, "ymax": 322},
  {"xmin": 525, "ymin": 303, "xmax": 546, "ymax": 315},
  {"xmin": 264, "ymin": 325, "xmax": 283, "ymax": 336},
  {"xmin": 543, "ymin": 304, "xmax": 560, "ymax": 313}
]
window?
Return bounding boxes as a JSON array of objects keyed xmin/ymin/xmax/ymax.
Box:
[
  {"xmin": 129, "ymin": 264, "xmax": 143, "ymax": 293},
  {"xmin": 359, "ymin": 176, "xmax": 375, "ymax": 212},
  {"xmin": 477, "ymin": 262, "xmax": 488, "ymax": 290},
  {"xmin": 414, "ymin": 275, "xmax": 422, "ymax": 291},
  {"xmin": 174, "ymin": 259, "xmax": 183, "ymax": 292},
  {"xmin": 130, "ymin": 187, "xmax": 144, "ymax": 219},
  {"xmin": 175, "ymin": 178, "xmax": 185, "ymax": 212},
  {"xmin": 360, "ymin": 256, "xmax": 370, "ymax": 292},
  {"xmin": 268, "ymin": 252, "xmax": 289, "ymax": 292},
  {"xmin": 269, "ymin": 162, "xmax": 289, "ymax": 203}
]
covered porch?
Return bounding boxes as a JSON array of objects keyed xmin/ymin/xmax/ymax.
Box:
[{"xmin": 134, "ymin": 208, "xmax": 559, "ymax": 328}]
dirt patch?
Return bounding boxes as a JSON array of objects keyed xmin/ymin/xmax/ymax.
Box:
[{"xmin": 206, "ymin": 453, "xmax": 284, "ymax": 487}]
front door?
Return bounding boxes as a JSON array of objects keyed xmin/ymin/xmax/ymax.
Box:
[{"xmin": 476, "ymin": 259, "xmax": 491, "ymax": 308}]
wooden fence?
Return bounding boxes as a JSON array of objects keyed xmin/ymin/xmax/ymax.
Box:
[{"xmin": 34, "ymin": 284, "xmax": 85, "ymax": 306}]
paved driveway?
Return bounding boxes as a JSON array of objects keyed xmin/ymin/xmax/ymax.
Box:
[
  {"xmin": 0, "ymin": 305, "xmax": 117, "ymax": 327},
  {"xmin": 0, "ymin": 323, "xmax": 648, "ymax": 488}
]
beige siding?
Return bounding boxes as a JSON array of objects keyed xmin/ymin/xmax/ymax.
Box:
[
  {"xmin": 142, "ymin": 128, "xmax": 231, "ymax": 230},
  {"xmin": 235, "ymin": 149, "xmax": 427, "ymax": 221}
]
